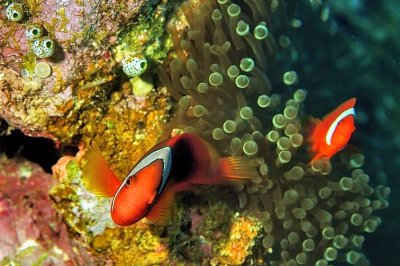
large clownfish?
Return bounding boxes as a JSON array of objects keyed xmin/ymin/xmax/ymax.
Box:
[
  {"xmin": 308, "ymin": 97, "xmax": 357, "ymax": 163},
  {"xmin": 82, "ymin": 133, "xmax": 258, "ymax": 226}
]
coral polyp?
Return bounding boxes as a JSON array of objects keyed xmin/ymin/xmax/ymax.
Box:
[{"xmin": 5, "ymin": 3, "xmax": 24, "ymax": 22}]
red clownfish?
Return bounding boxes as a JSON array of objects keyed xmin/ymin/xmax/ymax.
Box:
[
  {"xmin": 308, "ymin": 97, "xmax": 357, "ymax": 163},
  {"xmin": 82, "ymin": 133, "xmax": 258, "ymax": 226}
]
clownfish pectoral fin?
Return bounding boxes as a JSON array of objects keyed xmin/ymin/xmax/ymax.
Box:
[
  {"xmin": 81, "ymin": 143, "xmax": 121, "ymax": 197},
  {"xmin": 217, "ymin": 156, "xmax": 259, "ymax": 181},
  {"xmin": 147, "ymin": 191, "xmax": 157, "ymax": 205},
  {"xmin": 145, "ymin": 185, "xmax": 176, "ymax": 225},
  {"xmin": 309, "ymin": 153, "xmax": 326, "ymax": 165},
  {"xmin": 338, "ymin": 144, "xmax": 362, "ymax": 162}
]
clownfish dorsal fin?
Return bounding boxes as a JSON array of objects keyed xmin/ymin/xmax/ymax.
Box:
[
  {"xmin": 81, "ymin": 143, "xmax": 121, "ymax": 197},
  {"xmin": 323, "ymin": 98, "xmax": 356, "ymax": 122},
  {"xmin": 145, "ymin": 185, "xmax": 176, "ymax": 225}
]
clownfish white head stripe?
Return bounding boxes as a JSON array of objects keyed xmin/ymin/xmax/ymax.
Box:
[
  {"xmin": 325, "ymin": 107, "xmax": 355, "ymax": 145},
  {"xmin": 111, "ymin": 147, "xmax": 172, "ymax": 211}
]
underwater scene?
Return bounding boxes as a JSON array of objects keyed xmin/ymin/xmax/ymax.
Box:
[{"xmin": 0, "ymin": 0, "xmax": 397, "ymax": 265}]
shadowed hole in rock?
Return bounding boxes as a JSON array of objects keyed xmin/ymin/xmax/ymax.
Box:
[{"xmin": 0, "ymin": 126, "xmax": 78, "ymax": 173}]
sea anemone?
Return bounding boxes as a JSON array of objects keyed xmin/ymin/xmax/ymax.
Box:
[{"xmin": 157, "ymin": 0, "xmax": 390, "ymax": 264}]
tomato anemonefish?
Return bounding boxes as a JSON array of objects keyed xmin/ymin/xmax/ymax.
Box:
[
  {"xmin": 308, "ymin": 97, "xmax": 357, "ymax": 163},
  {"xmin": 82, "ymin": 133, "xmax": 258, "ymax": 226}
]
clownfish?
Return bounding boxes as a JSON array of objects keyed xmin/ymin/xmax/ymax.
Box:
[
  {"xmin": 82, "ymin": 133, "xmax": 258, "ymax": 226},
  {"xmin": 308, "ymin": 97, "xmax": 357, "ymax": 163}
]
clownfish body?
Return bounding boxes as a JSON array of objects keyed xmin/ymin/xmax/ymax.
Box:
[
  {"xmin": 308, "ymin": 98, "xmax": 357, "ymax": 163},
  {"xmin": 82, "ymin": 133, "xmax": 258, "ymax": 226}
]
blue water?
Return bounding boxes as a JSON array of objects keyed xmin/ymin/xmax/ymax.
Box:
[{"xmin": 297, "ymin": 1, "xmax": 399, "ymax": 265}]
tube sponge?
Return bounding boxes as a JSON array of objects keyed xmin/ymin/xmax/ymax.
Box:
[
  {"xmin": 122, "ymin": 55, "xmax": 148, "ymax": 77},
  {"xmin": 25, "ymin": 24, "xmax": 43, "ymax": 40},
  {"xmin": 5, "ymin": 3, "xmax": 24, "ymax": 22},
  {"xmin": 32, "ymin": 37, "xmax": 56, "ymax": 58}
]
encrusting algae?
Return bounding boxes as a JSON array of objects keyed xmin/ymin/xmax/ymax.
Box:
[
  {"xmin": 0, "ymin": 0, "xmax": 168, "ymax": 144},
  {"xmin": 92, "ymin": 224, "xmax": 169, "ymax": 265},
  {"xmin": 214, "ymin": 213, "xmax": 261, "ymax": 265}
]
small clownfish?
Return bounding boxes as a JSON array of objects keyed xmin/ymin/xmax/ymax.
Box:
[
  {"xmin": 82, "ymin": 133, "xmax": 258, "ymax": 226},
  {"xmin": 308, "ymin": 98, "xmax": 357, "ymax": 163}
]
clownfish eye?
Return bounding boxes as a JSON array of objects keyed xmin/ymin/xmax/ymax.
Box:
[{"xmin": 125, "ymin": 177, "xmax": 132, "ymax": 187}]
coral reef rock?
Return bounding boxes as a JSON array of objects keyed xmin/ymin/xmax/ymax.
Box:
[
  {"xmin": 0, "ymin": 0, "xmax": 173, "ymax": 144},
  {"xmin": 0, "ymin": 155, "xmax": 99, "ymax": 265}
]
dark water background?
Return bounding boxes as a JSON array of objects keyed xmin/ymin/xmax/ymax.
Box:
[{"xmin": 294, "ymin": 1, "xmax": 399, "ymax": 265}]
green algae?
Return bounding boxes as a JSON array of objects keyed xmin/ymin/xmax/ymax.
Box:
[
  {"xmin": 0, "ymin": 239, "xmax": 68, "ymax": 266},
  {"xmin": 66, "ymin": 159, "xmax": 81, "ymax": 181},
  {"xmin": 55, "ymin": 7, "xmax": 69, "ymax": 33},
  {"xmin": 130, "ymin": 74, "xmax": 154, "ymax": 97},
  {"xmin": 18, "ymin": 163, "xmax": 33, "ymax": 178},
  {"xmin": 106, "ymin": 119, "xmax": 114, "ymax": 129},
  {"xmin": 114, "ymin": 0, "xmax": 178, "ymax": 66},
  {"xmin": 50, "ymin": 159, "xmax": 115, "ymax": 238},
  {"xmin": 21, "ymin": 50, "xmax": 37, "ymax": 77},
  {"xmin": 92, "ymin": 225, "xmax": 169, "ymax": 265},
  {"xmin": 24, "ymin": 0, "xmax": 42, "ymax": 15},
  {"xmin": 167, "ymin": 194, "xmax": 261, "ymax": 265}
]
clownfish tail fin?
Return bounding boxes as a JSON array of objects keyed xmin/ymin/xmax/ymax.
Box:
[
  {"xmin": 217, "ymin": 156, "xmax": 259, "ymax": 181},
  {"xmin": 81, "ymin": 143, "xmax": 121, "ymax": 197}
]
